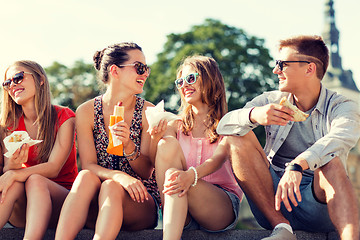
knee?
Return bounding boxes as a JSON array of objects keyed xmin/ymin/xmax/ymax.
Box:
[
  {"xmin": 100, "ymin": 179, "xmax": 126, "ymax": 199},
  {"xmin": 228, "ymin": 131, "xmax": 259, "ymax": 150},
  {"xmin": 164, "ymin": 168, "xmax": 178, "ymax": 179},
  {"xmin": 227, "ymin": 132, "xmax": 264, "ymax": 160},
  {"xmin": 25, "ymin": 174, "xmax": 48, "ymax": 192},
  {"xmin": 156, "ymin": 137, "xmax": 182, "ymax": 164},
  {"xmin": 72, "ymin": 170, "xmax": 101, "ymax": 191}
]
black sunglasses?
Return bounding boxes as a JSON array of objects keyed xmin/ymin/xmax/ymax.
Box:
[
  {"xmin": 117, "ymin": 61, "xmax": 151, "ymax": 75},
  {"xmin": 175, "ymin": 73, "xmax": 199, "ymax": 89},
  {"xmin": 275, "ymin": 60, "xmax": 311, "ymax": 71},
  {"xmin": 2, "ymin": 71, "xmax": 32, "ymax": 90}
]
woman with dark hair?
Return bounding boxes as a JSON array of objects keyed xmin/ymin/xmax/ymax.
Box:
[
  {"xmin": 0, "ymin": 60, "xmax": 78, "ymax": 239},
  {"xmin": 152, "ymin": 55, "xmax": 243, "ymax": 240},
  {"xmin": 55, "ymin": 42, "xmax": 160, "ymax": 239}
]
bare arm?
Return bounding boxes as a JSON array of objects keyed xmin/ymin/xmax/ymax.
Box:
[
  {"xmin": 0, "ymin": 115, "xmax": 76, "ymax": 202},
  {"xmin": 163, "ymin": 136, "xmax": 230, "ymax": 197},
  {"xmin": 76, "ymin": 100, "xmax": 149, "ymax": 203}
]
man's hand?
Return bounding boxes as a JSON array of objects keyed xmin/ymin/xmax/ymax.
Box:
[
  {"xmin": 275, "ymin": 170, "xmax": 302, "ymax": 212},
  {"xmin": 250, "ymin": 104, "xmax": 294, "ymax": 126}
]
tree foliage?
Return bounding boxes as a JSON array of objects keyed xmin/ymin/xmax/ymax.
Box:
[
  {"xmin": 45, "ymin": 60, "xmax": 100, "ymax": 111},
  {"xmin": 144, "ymin": 18, "xmax": 277, "ymax": 112},
  {"xmin": 44, "ymin": 19, "xmax": 277, "ymax": 145}
]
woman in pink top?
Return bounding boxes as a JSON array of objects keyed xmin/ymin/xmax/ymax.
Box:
[{"xmin": 151, "ymin": 55, "xmax": 243, "ymax": 240}]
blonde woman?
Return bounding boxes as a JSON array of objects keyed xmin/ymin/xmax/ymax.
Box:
[{"xmin": 0, "ymin": 60, "xmax": 78, "ymax": 239}]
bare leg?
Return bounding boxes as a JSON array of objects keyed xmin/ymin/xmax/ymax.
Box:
[
  {"xmin": 155, "ymin": 137, "xmax": 187, "ymax": 204},
  {"xmin": 155, "ymin": 137, "xmax": 188, "ymax": 240},
  {"xmin": 55, "ymin": 170, "xmax": 101, "ymax": 240},
  {"xmin": 187, "ymin": 180, "xmax": 235, "ymax": 231},
  {"xmin": 162, "ymin": 169, "xmax": 188, "ymax": 240},
  {"xmin": 314, "ymin": 157, "xmax": 359, "ymax": 240},
  {"xmin": 227, "ymin": 132, "xmax": 290, "ymax": 228},
  {"xmin": 0, "ymin": 182, "xmax": 25, "ymax": 229},
  {"xmin": 23, "ymin": 174, "xmax": 69, "ymax": 240},
  {"xmin": 94, "ymin": 179, "xmax": 156, "ymax": 239}
]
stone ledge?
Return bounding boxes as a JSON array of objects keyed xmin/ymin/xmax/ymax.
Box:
[{"xmin": 0, "ymin": 228, "xmax": 340, "ymax": 240}]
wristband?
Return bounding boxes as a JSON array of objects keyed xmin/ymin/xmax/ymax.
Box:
[
  {"xmin": 188, "ymin": 166, "xmax": 198, "ymax": 187},
  {"xmin": 123, "ymin": 144, "xmax": 140, "ymax": 161},
  {"xmin": 285, "ymin": 162, "xmax": 303, "ymax": 174},
  {"xmin": 249, "ymin": 107, "xmax": 256, "ymax": 124}
]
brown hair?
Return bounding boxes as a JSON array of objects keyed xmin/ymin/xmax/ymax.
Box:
[
  {"xmin": 93, "ymin": 42, "xmax": 142, "ymax": 83},
  {"xmin": 177, "ymin": 55, "xmax": 227, "ymax": 143},
  {"xmin": 278, "ymin": 35, "xmax": 329, "ymax": 79},
  {"xmin": 1, "ymin": 60, "xmax": 57, "ymax": 163}
]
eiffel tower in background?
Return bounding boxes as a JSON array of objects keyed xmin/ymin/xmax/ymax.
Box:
[{"xmin": 322, "ymin": 0, "xmax": 359, "ymax": 102}]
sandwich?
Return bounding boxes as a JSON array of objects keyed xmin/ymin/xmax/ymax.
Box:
[{"xmin": 279, "ymin": 97, "xmax": 309, "ymax": 122}]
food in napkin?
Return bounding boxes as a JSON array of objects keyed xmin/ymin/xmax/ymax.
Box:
[
  {"xmin": 145, "ymin": 100, "xmax": 181, "ymax": 129},
  {"xmin": 3, "ymin": 131, "xmax": 43, "ymax": 158},
  {"xmin": 279, "ymin": 97, "xmax": 309, "ymax": 122}
]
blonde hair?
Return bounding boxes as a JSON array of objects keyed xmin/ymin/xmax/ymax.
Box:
[
  {"xmin": 1, "ymin": 60, "xmax": 57, "ymax": 163},
  {"xmin": 177, "ymin": 55, "xmax": 227, "ymax": 143}
]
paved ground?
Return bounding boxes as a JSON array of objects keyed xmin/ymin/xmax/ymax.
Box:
[{"xmin": 0, "ymin": 228, "xmax": 340, "ymax": 240}]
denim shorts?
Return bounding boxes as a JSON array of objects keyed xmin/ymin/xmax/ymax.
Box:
[
  {"xmin": 149, "ymin": 192, "xmax": 161, "ymax": 229},
  {"xmin": 246, "ymin": 165, "xmax": 335, "ymax": 232},
  {"xmin": 183, "ymin": 186, "xmax": 240, "ymax": 233}
]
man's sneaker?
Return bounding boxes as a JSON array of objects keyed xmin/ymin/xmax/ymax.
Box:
[{"xmin": 262, "ymin": 227, "xmax": 297, "ymax": 240}]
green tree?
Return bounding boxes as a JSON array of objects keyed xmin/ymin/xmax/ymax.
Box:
[
  {"xmin": 45, "ymin": 60, "xmax": 101, "ymax": 111},
  {"xmin": 144, "ymin": 18, "xmax": 277, "ymax": 145},
  {"xmin": 144, "ymin": 18, "xmax": 277, "ymax": 111}
]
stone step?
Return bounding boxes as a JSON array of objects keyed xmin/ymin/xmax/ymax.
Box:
[{"xmin": 0, "ymin": 228, "xmax": 340, "ymax": 240}]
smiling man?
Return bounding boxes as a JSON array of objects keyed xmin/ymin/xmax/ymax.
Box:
[{"xmin": 217, "ymin": 35, "xmax": 360, "ymax": 240}]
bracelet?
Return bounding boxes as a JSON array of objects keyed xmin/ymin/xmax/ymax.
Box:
[
  {"xmin": 123, "ymin": 144, "xmax": 140, "ymax": 161},
  {"xmin": 188, "ymin": 166, "xmax": 198, "ymax": 187},
  {"xmin": 285, "ymin": 162, "xmax": 303, "ymax": 174},
  {"xmin": 249, "ymin": 107, "xmax": 256, "ymax": 124}
]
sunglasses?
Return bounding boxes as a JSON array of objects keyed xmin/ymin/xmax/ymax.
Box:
[
  {"xmin": 275, "ymin": 60, "xmax": 311, "ymax": 71},
  {"xmin": 2, "ymin": 71, "xmax": 32, "ymax": 90},
  {"xmin": 117, "ymin": 61, "xmax": 151, "ymax": 75},
  {"xmin": 175, "ymin": 73, "xmax": 199, "ymax": 89}
]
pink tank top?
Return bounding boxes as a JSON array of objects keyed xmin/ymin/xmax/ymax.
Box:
[{"xmin": 177, "ymin": 129, "xmax": 243, "ymax": 199}]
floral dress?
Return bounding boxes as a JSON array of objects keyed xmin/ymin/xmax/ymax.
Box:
[{"xmin": 93, "ymin": 95, "xmax": 160, "ymax": 204}]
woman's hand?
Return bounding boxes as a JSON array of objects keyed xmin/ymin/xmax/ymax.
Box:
[
  {"xmin": 148, "ymin": 119, "xmax": 168, "ymax": 141},
  {"xmin": 115, "ymin": 174, "xmax": 149, "ymax": 203},
  {"xmin": 0, "ymin": 170, "xmax": 17, "ymax": 203},
  {"xmin": 109, "ymin": 121, "xmax": 132, "ymax": 148},
  {"xmin": 163, "ymin": 168, "xmax": 195, "ymax": 197},
  {"xmin": 3, "ymin": 144, "xmax": 29, "ymax": 172}
]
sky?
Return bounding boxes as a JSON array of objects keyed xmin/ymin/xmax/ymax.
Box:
[{"xmin": 1, "ymin": 0, "xmax": 359, "ymax": 88}]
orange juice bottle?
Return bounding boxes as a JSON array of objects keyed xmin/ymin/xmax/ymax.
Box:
[{"xmin": 107, "ymin": 104, "xmax": 124, "ymax": 156}]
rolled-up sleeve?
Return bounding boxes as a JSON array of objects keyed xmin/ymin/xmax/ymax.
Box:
[
  {"xmin": 298, "ymin": 98, "xmax": 360, "ymax": 170},
  {"xmin": 217, "ymin": 108, "xmax": 259, "ymax": 136},
  {"xmin": 217, "ymin": 91, "xmax": 284, "ymax": 136}
]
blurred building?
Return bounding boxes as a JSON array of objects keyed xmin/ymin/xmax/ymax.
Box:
[{"xmin": 322, "ymin": 0, "xmax": 360, "ymax": 207}]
